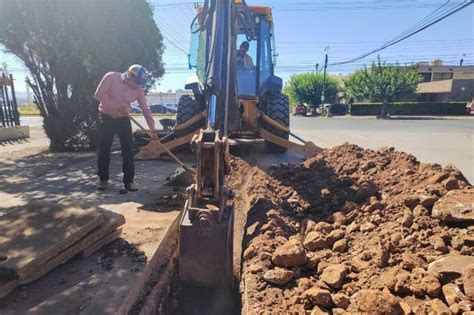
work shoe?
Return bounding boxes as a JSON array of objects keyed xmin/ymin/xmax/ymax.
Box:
[
  {"xmin": 97, "ymin": 180, "xmax": 108, "ymax": 191},
  {"xmin": 119, "ymin": 183, "xmax": 138, "ymax": 194}
]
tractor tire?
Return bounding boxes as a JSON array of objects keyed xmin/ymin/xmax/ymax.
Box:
[
  {"xmin": 263, "ymin": 92, "xmax": 290, "ymax": 153},
  {"xmin": 175, "ymin": 95, "xmax": 205, "ymax": 137}
]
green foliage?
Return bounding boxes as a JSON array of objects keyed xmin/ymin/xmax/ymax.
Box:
[
  {"xmin": 0, "ymin": 0, "xmax": 164, "ymax": 151},
  {"xmin": 285, "ymin": 72, "xmax": 340, "ymax": 108},
  {"xmin": 345, "ymin": 57, "xmax": 421, "ymax": 116},
  {"xmin": 330, "ymin": 102, "xmax": 466, "ymax": 116}
]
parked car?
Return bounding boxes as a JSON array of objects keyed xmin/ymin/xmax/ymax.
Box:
[
  {"xmin": 293, "ymin": 104, "xmax": 308, "ymax": 116},
  {"xmin": 131, "ymin": 105, "xmax": 142, "ymax": 113},
  {"xmin": 149, "ymin": 103, "xmax": 178, "ymax": 114},
  {"xmin": 163, "ymin": 103, "xmax": 178, "ymax": 113}
]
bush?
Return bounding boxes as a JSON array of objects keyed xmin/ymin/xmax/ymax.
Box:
[
  {"xmin": 330, "ymin": 102, "xmax": 467, "ymax": 116},
  {"xmin": 286, "ymin": 73, "xmax": 340, "ymax": 108}
]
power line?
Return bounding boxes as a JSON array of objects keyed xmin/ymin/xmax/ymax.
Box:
[{"xmin": 330, "ymin": 1, "xmax": 473, "ymax": 66}]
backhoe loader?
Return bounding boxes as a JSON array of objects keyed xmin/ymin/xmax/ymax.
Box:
[{"xmin": 138, "ymin": 0, "xmax": 320, "ymax": 287}]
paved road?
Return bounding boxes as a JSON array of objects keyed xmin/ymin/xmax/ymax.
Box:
[{"xmin": 20, "ymin": 115, "xmax": 474, "ymax": 182}]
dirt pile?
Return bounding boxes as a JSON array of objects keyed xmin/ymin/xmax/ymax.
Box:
[{"xmin": 230, "ymin": 144, "xmax": 473, "ymax": 314}]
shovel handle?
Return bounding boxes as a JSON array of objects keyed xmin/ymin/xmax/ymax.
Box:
[{"xmin": 130, "ymin": 116, "xmax": 194, "ymax": 174}]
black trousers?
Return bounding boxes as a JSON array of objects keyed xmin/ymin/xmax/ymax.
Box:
[{"xmin": 97, "ymin": 113, "xmax": 134, "ymax": 184}]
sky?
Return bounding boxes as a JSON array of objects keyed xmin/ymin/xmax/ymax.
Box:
[{"xmin": 1, "ymin": 0, "xmax": 473, "ymax": 93}]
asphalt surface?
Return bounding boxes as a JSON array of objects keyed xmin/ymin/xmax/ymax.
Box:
[{"xmin": 20, "ymin": 115, "xmax": 474, "ymax": 183}]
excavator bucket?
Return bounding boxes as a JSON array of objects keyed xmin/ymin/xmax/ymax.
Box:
[
  {"xmin": 259, "ymin": 129, "xmax": 322, "ymax": 159},
  {"xmin": 179, "ymin": 202, "xmax": 234, "ymax": 286}
]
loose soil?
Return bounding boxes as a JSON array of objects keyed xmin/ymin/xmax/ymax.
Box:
[{"xmin": 232, "ymin": 144, "xmax": 473, "ymax": 314}]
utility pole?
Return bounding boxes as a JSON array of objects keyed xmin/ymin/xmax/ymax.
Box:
[{"xmin": 321, "ymin": 46, "xmax": 329, "ymax": 116}]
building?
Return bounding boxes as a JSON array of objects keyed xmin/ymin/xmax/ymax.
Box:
[{"xmin": 417, "ymin": 60, "xmax": 474, "ymax": 102}]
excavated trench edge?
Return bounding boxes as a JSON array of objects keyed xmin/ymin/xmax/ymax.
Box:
[
  {"xmin": 118, "ymin": 215, "xmax": 180, "ymax": 315},
  {"xmin": 119, "ymin": 157, "xmax": 261, "ymax": 315}
]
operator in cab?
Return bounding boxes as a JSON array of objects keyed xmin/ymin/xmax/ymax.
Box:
[
  {"xmin": 94, "ymin": 64, "xmax": 156, "ymax": 193},
  {"xmin": 236, "ymin": 41, "xmax": 254, "ymax": 70}
]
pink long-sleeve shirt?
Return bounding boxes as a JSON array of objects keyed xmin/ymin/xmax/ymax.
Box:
[{"xmin": 95, "ymin": 72, "xmax": 155, "ymax": 131}]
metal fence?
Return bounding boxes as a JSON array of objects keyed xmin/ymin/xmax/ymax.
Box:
[{"xmin": 0, "ymin": 72, "xmax": 20, "ymax": 127}]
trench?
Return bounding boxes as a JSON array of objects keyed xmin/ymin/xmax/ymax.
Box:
[{"xmin": 122, "ymin": 153, "xmax": 254, "ymax": 315}]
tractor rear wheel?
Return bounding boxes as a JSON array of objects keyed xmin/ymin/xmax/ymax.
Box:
[
  {"xmin": 176, "ymin": 95, "xmax": 205, "ymax": 137},
  {"xmin": 263, "ymin": 92, "xmax": 290, "ymax": 153}
]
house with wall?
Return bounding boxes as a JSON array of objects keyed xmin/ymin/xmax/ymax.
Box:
[{"xmin": 417, "ymin": 60, "xmax": 474, "ymax": 102}]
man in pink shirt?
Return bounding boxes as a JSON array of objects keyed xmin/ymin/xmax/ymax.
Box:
[{"xmin": 94, "ymin": 64, "xmax": 156, "ymax": 192}]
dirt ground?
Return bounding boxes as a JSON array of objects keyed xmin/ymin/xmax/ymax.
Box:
[
  {"xmin": 0, "ymin": 128, "xmax": 184, "ymax": 314},
  {"xmin": 233, "ymin": 144, "xmax": 473, "ymax": 314}
]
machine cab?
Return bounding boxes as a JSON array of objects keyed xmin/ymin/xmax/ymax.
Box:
[{"xmin": 188, "ymin": 5, "xmax": 279, "ymax": 98}]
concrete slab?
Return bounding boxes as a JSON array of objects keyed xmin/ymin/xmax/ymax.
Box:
[
  {"xmin": 0, "ymin": 280, "xmax": 17, "ymax": 300},
  {"xmin": 81, "ymin": 229, "xmax": 122, "ymax": 259},
  {"xmin": 0, "ymin": 202, "xmax": 103, "ymax": 280},
  {"xmin": 0, "ymin": 125, "xmax": 29, "ymax": 142}
]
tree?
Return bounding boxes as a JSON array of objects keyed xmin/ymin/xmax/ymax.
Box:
[
  {"xmin": 285, "ymin": 72, "xmax": 340, "ymax": 109},
  {"xmin": 345, "ymin": 57, "xmax": 421, "ymax": 116},
  {"xmin": 0, "ymin": 0, "xmax": 164, "ymax": 151}
]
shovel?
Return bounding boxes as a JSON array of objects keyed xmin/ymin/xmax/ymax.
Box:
[{"xmin": 130, "ymin": 116, "xmax": 194, "ymax": 174}]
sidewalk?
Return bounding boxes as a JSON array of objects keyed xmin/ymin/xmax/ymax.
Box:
[{"xmin": 0, "ymin": 137, "xmax": 187, "ymax": 313}]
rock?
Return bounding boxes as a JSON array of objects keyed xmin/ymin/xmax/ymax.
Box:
[
  {"xmin": 325, "ymin": 229, "xmax": 344, "ymax": 245},
  {"xmin": 332, "ymin": 212, "xmax": 347, "ymax": 225},
  {"xmin": 419, "ymin": 195, "xmax": 438, "ymax": 209},
  {"xmin": 428, "ymin": 255, "xmax": 474, "ymax": 278},
  {"xmin": 428, "ymin": 171, "xmax": 449, "ymax": 184},
  {"xmin": 304, "ymin": 232, "xmax": 329, "ymax": 251},
  {"xmin": 248, "ymin": 264, "xmax": 264, "ymax": 274},
  {"xmin": 372, "ymin": 244, "xmax": 389, "ymax": 267},
  {"xmin": 442, "ymin": 283, "xmax": 466, "ymax": 306},
  {"xmin": 313, "ymin": 222, "xmax": 333, "ymax": 234},
  {"xmin": 391, "ymin": 232, "xmax": 402, "ymax": 245},
  {"xmin": 332, "ymin": 239, "xmax": 347, "ymax": 252},
  {"xmin": 451, "ymin": 236, "xmax": 465, "ymax": 250},
  {"xmin": 263, "ymin": 267, "xmax": 294, "ymax": 286},
  {"xmin": 431, "ymin": 188, "xmax": 474, "ymax": 223},
  {"xmin": 320, "ymin": 264, "xmax": 347, "ymax": 289},
  {"xmin": 404, "ymin": 196, "xmax": 420, "ymax": 210},
  {"xmin": 413, "ymin": 205, "xmax": 429, "ymax": 217},
  {"xmin": 301, "ymin": 219, "xmax": 316, "ymax": 235},
  {"xmin": 332, "ymin": 292, "xmax": 350, "ymax": 309},
  {"xmin": 394, "ymin": 271, "xmax": 411, "ymax": 294},
  {"xmin": 361, "ymin": 160, "xmax": 375, "ymax": 171},
  {"xmin": 304, "ymin": 287, "xmax": 332, "ymax": 308},
  {"xmin": 401, "ymin": 208, "xmax": 414, "ymax": 227},
  {"xmin": 272, "ymin": 240, "xmax": 308, "ymax": 267},
  {"xmin": 442, "ymin": 176, "xmax": 459, "ymax": 191},
  {"xmin": 401, "ymin": 252, "xmax": 426, "ymax": 271},
  {"xmin": 243, "ymin": 245, "xmax": 256, "ymax": 260},
  {"xmin": 464, "ymin": 264, "xmax": 474, "ymax": 300},
  {"xmin": 355, "ymin": 181, "xmax": 378, "ymax": 203},
  {"xmin": 360, "ymin": 222, "xmax": 376, "ymax": 232},
  {"xmin": 355, "ymin": 289, "xmax": 402, "ymax": 314},
  {"xmin": 432, "ymin": 235, "xmax": 448, "ymax": 254},
  {"xmin": 429, "ymin": 298, "xmax": 450, "ymax": 314},
  {"xmin": 346, "ymin": 222, "xmax": 360, "ymax": 233},
  {"xmin": 310, "ymin": 305, "xmax": 330, "ymax": 315},
  {"xmin": 399, "ymin": 302, "xmax": 411, "ymax": 315},
  {"xmin": 420, "ymin": 275, "xmax": 441, "ymax": 298}
]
